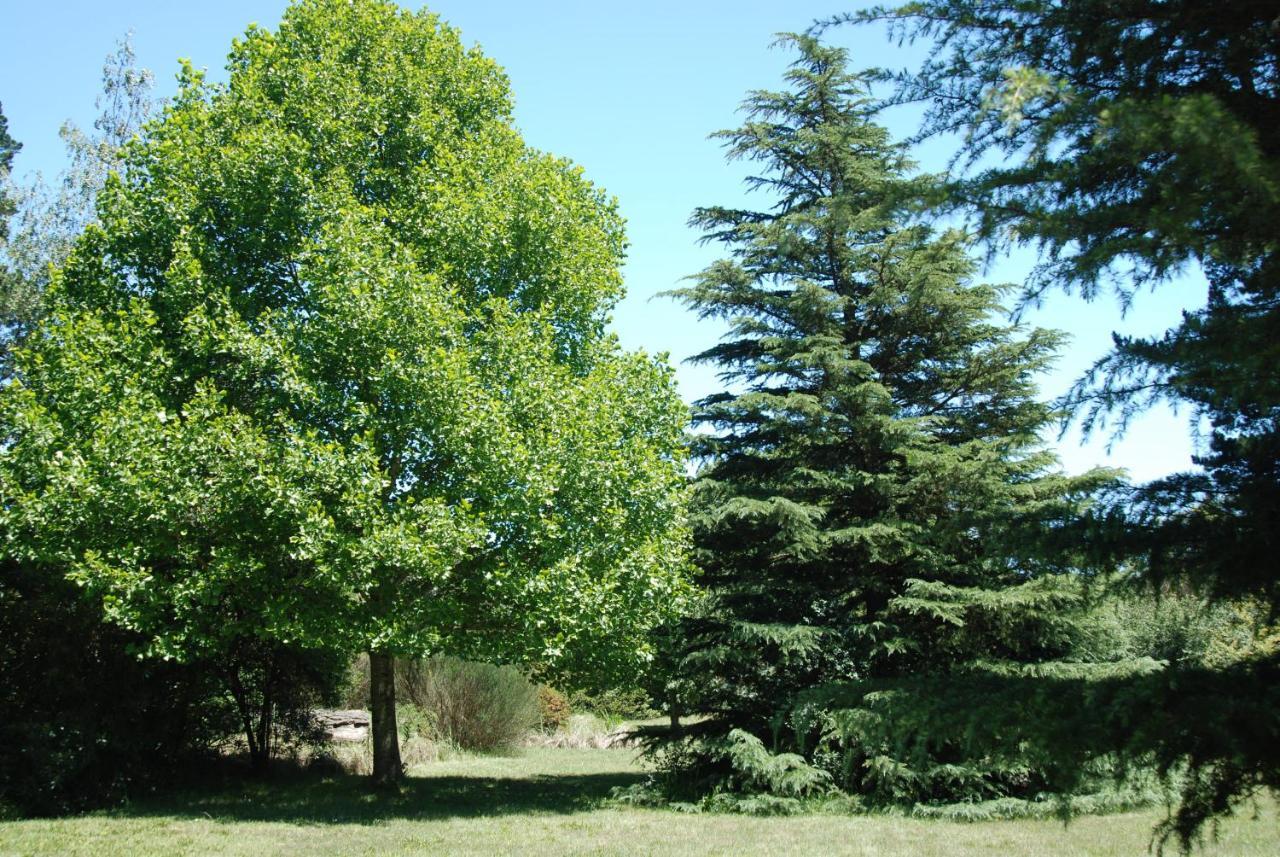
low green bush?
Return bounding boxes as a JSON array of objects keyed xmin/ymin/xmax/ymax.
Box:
[{"xmin": 396, "ymin": 656, "xmax": 540, "ymax": 753}]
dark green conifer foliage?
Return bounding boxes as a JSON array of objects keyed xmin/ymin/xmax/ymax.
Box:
[
  {"xmin": 659, "ymin": 35, "xmax": 1117, "ymax": 806},
  {"xmin": 822, "ymin": 4, "xmax": 1280, "ymax": 845}
]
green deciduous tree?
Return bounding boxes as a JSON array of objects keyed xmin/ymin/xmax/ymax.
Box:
[
  {"xmin": 1, "ymin": 0, "xmax": 688, "ymax": 786},
  {"xmin": 827, "ymin": 2, "xmax": 1280, "ymax": 844},
  {"xmin": 3, "ymin": 49, "xmax": 345, "ymax": 793},
  {"xmin": 653, "ymin": 34, "xmax": 1121, "ymax": 809}
]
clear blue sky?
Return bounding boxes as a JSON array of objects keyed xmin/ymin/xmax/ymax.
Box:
[{"xmin": 1, "ymin": 0, "xmax": 1205, "ymax": 482}]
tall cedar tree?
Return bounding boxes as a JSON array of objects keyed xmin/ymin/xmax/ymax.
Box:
[
  {"xmin": 828, "ymin": 2, "xmax": 1280, "ymax": 845},
  {"xmin": 663, "ymin": 35, "xmax": 1115, "ymax": 804}
]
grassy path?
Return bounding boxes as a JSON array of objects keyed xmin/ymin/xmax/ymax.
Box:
[{"xmin": 1, "ymin": 749, "xmax": 1276, "ymax": 856}]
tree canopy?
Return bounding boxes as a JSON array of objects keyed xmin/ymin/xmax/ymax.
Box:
[
  {"xmin": 0, "ymin": 0, "xmax": 689, "ymax": 784},
  {"xmin": 0, "ymin": 101, "xmax": 27, "ymax": 369},
  {"xmin": 0, "ymin": 103, "xmax": 18, "ymax": 229}
]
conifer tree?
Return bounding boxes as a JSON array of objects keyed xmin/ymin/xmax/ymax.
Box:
[
  {"xmin": 658, "ymin": 35, "xmax": 1116, "ymax": 805},
  {"xmin": 0, "ymin": 104, "xmax": 18, "ymax": 234},
  {"xmin": 823, "ymin": 4, "xmax": 1280, "ymax": 843}
]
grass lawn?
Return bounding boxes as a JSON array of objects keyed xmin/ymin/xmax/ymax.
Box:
[{"xmin": 1, "ymin": 748, "xmax": 1276, "ymax": 856}]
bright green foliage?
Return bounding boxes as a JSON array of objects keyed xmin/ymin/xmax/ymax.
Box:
[
  {"xmin": 4, "ymin": 61, "xmax": 338, "ymax": 789},
  {"xmin": 1, "ymin": 0, "xmax": 687, "ymax": 773},
  {"xmin": 653, "ymin": 34, "xmax": 1120, "ymax": 810},
  {"xmin": 829, "ymin": 2, "xmax": 1280, "ymax": 844}
]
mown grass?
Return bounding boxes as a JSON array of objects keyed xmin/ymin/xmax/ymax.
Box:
[{"xmin": 1, "ymin": 748, "xmax": 1275, "ymax": 856}]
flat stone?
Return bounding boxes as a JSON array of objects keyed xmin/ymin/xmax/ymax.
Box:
[
  {"xmin": 314, "ymin": 708, "xmax": 371, "ymax": 741},
  {"xmin": 329, "ymin": 724, "xmax": 369, "ymax": 742}
]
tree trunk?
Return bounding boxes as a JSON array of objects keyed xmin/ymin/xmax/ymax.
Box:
[
  {"xmin": 369, "ymin": 650, "xmax": 402, "ymax": 786},
  {"xmin": 255, "ymin": 681, "xmax": 273, "ymax": 774},
  {"xmin": 227, "ymin": 668, "xmax": 269, "ymax": 773}
]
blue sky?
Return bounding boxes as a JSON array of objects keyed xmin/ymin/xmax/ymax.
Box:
[{"xmin": 1, "ymin": 0, "xmax": 1205, "ymax": 482}]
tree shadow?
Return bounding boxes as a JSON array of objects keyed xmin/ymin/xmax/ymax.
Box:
[{"xmin": 113, "ymin": 769, "xmax": 645, "ymax": 824}]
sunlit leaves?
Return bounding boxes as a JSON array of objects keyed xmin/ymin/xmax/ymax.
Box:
[{"xmin": 2, "ymin": 0, "xmax": 688, "ymax": 692}]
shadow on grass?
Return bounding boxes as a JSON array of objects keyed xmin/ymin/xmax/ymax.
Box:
[{"xmin": 111, "ymin": 768, "xmax": 645, "ymax": 824}]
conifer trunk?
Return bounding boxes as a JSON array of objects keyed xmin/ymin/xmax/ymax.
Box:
[{"xmin": 369, "ymin": 651, "xmax": 401, "ymax": 786}]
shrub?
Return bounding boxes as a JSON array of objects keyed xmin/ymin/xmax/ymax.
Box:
[
  {"xmin": 0, "ymin": 564, "xmax": 230, "ymax": 815},
  {"xmin": 340, "ymin": 654, "xmax": 372, "ymax": 710},
  {"xmin": 538, "ymin": 686, "xmax": 572, "ymax": 732},
  {"xmin": 397, "ymin": 702, "xmax": 434, "ymax": 743},
  {"xmin": 0, "ymin": 563, "xmax": 350, "ymax": 815},
  {"xmin": 396, "ymin": 656, "xmax": 540, "ymax": 753}
]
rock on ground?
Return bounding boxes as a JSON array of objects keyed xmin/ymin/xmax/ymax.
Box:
[{"xmin": 314, "ymin": 709, "xmax": 370, "ymax": 742}]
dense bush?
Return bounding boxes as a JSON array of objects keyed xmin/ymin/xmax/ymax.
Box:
[
  {"xmin": 396, "ymin": 656, "xmax": 540, "ymax": 753},
  {"xmin": 633, "ymin": 579, "xmax": 1260, "ymax": 817},
  {"xmin": 0, "ymin": 562, "xmax": 349, "ymax": 816},
  {"xmin": 0, "ymin": 564, "xmax": 229, "ymax": 816},
  {"xmin": 340, "ymin": 654, "xmax": 373, "ymax": 710}
]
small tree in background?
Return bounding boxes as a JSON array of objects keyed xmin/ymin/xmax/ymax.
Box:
[
  {"xmin": 0, "ymin": 103, "xmax": 18, "ymax": 236},
  {"xmin": 1, "ymin": 0, "xmax": 689, "ymax": 788},
  {"xmin": 655, "ymin": 34, "xmax": 1122, "ymax": 807},
  {"xmin": 0, "ymin": 36, "xmax": 154, "ymax": 376}
]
